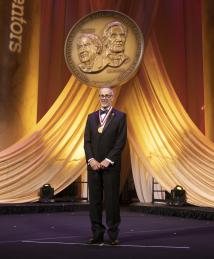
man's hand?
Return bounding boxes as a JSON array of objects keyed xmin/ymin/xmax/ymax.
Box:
[
  {"xmin": 100, "ymin": 159, "xmax": 110, "ymax": 169},
  {"xmin": 89, "ymin": 159, "xmax": 101, "ymax": 171}
]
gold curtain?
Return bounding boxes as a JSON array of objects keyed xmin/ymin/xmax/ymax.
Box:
[
  {"xmin": 202, "ymin": 0, "xmax": 214, "ymax": 141},
  {"xmin": 0, "ymin": 78, "xmax": 97, "ymax": 202},
  {"xmin": 0, "ymin": 35, "xmax": 214, "ymax": 206},
  {"xmin": 123, "ymin": 35, "xmax": 214, "ymax": 207}
]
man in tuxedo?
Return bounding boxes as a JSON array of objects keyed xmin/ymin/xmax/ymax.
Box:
[{"xmin": 84, "ymin": 87, "xmax": 127, "ymax": 245}]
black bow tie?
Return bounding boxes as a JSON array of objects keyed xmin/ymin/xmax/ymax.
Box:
[{"xmin": 100, "ymin": 109, "xmax": 108, "ymax": 115}]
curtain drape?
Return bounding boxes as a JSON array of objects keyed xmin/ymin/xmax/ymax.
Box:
[
  {"xmin": 1, "ymin": 0, "xmax": 213, "ymax": 207},
  {"xmin": 0, "ymin": 78, "xmax": 95, "ymax": 202},
  {"xmin": 120, "ymin": 35, "xmax": 214, "ymax": 207},
  {"xmin": 154, "ymin": 0, "xmax": 204, "ymax": 132},
  {"xmin": 202, "ymin": 0, "xmax": 214, "ymax": 141},
  {"xmin": 0, "ymin": 33, "xmax": 213, "ymax": 206}
]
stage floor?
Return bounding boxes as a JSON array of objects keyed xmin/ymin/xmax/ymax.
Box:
[
  {"xmin": 0, "ymin": 210, "xmax": 213, "ymax": 259},
  {"xmin": 0, "ymin": 201, "xmax": 214, "ymax": 220}
]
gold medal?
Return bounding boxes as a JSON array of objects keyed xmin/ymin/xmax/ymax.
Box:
[{"xmin": 98, "ymin": 126, "xmax": 104, "ymax": 133}]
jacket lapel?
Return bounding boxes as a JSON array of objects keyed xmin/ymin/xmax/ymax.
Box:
[
  {"xmin": 102, "ymin": 109, "xmax": 116, "ymax": 133},
  {"xmin": 94, "ymin": 110, "xmax": 100, "ymax": 126}
]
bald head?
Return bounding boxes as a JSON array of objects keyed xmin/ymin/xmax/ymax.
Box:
[
  {"xmin": 99, "ymin": 87, "xmax": 114, "ymax": 96},
  {"xmin": 99, "ymin": 87, "xmax": 114, "ymax": 108}
]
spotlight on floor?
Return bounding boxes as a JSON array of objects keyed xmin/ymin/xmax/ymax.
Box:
[
  {"xmin": 168, "ymin": 185, "xmax": 186, "ymax": 206},
  {"xmin": 39, "ymin": 184, "xmax": 54, "ymax": 203}
]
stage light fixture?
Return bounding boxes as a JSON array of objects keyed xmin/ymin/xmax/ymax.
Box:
[
  {"xmin": 39, "ymin": 184, "xmax": 54, "ymax": 203},
  {"xmin": 168, "ymin": 185, "xmax": 186, "ymax": 206}
]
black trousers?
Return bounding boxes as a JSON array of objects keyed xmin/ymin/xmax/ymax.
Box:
[{"xmin": 88, "ymin": 168, "xmax": 121, "ymax": 240}]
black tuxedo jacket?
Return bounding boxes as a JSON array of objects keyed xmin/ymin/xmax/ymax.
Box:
[{"xmin": 84, "ymin": 108, "xmax": 127, "ymax": 170}]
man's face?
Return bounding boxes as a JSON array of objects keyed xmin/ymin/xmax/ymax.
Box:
[
  {"xmin": 99, "ymin": 88, "xmax": 113, "ymax": 108},
  {"xmin": 77, "ymin": 37, "xmax": 96, "ymax": 63},
  {"xmin": 107, "ymin": 26, "xmax": 126, "ymax": 53}
]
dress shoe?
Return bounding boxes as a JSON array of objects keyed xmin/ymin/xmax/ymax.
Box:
[
  {"xmin": 87, "ymin": 238, "xmax": 104, "ymax": 245},
  {"xmin": 109, "ymin": 239, "xmax": 119, "ymax": 246}
]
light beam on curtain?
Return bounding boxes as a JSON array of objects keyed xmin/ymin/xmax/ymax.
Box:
[
  {"xmin": 0, "ymin": 77, "xmax": 98, "ymax": 202},
  {"xmin": 0, "ymin": 36, "xmax": 214, "ymax": 205},
  {"xmin": 123, "ymin": 34, "xmax": 214, "ymax": 207},
  {"xmin": 0, "ymin": 77, "xmax": 122, "ymax": 203}
]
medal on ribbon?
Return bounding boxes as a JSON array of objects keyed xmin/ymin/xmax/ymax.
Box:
[
  {"xmin": 98, "ymin": 125, "xmax": 104, "ymax": 133},
  {"xmin": 98, "ymin": 107, "xmax": 112, "ymax": 134}
]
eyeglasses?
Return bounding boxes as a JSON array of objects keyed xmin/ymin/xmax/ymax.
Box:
[{"xmin": 99, "ymin": 94, "xmax": 113, "ymax": 99}]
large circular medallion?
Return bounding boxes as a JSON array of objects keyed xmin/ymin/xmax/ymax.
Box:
[{"xmin": 64, "ymin": 10, "xmax": 144, "ymax": 88}]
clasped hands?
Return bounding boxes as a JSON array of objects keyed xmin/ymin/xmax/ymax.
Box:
[{"xmin": 89, "ymin": 159, "xmax": 110, "ymax": 171}]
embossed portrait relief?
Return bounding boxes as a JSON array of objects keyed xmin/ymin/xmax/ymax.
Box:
[
  {"xmin": 77, "ymin": 21, "xmax": 129, "ymax": 74},
  {"xmin": 65, "ymin": 10, "xmax": 144, "ymax": 88},
  {"xmin": 102, "ymin": 21, "xmax": 129, "ymax": 69},
  {"xmin": 77, "ymin": 34, "xmax": 103, "ymax": 73}
]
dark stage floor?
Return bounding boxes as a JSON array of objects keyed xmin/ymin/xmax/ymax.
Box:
[
  {"xmin": 0, "ymin": 210, "xmax": 214, "ymax": 259},
  {"xmin": 1, "ymin": 201, "xmax": 214, "ymax": 220}
]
